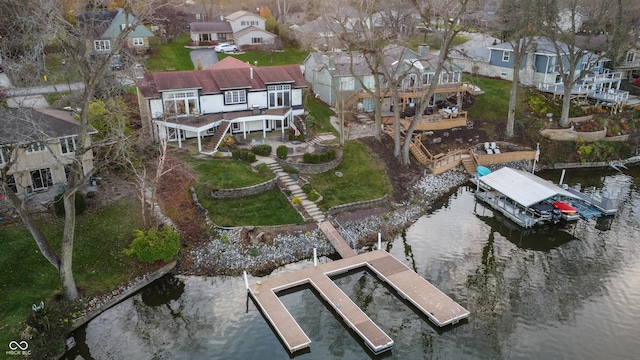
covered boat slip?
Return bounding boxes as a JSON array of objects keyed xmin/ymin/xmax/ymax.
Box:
[{"xmin": 475, "ymin": 167, "xmax": 582, "ymax": 228}]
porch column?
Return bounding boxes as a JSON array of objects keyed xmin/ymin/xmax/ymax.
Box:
[
  {"xmin": 243, "ymin": 120, "xmax": 247, "ymax": 139},
  {"xmin": 196, "ymin": 130, "xmax": 203, "ymax": 153},
  {"xmin": 263, "ymin": 118, "xmax": 267, "ymax": 138},
  {"xmin": 281, "ymin": 118, "xmax": 285, "ymax": 138},
  {"xmin": 177, "ymin": 128, "xmax": 182, "ymax": 148}
]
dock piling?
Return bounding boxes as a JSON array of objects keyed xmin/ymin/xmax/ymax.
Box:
[
  {"xmin": 243, "ymin": 270, "xmax": 249, "ymax": 291},
  {"xmin": 378, "ymin": 233, "xmax": 381, "ymax": 250},
  {"xmin": 313, "ymin": 248, "xmax": 317, "ymax": 266}
]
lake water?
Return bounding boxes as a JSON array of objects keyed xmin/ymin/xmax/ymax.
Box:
[{"xmin": 64, "ymin": 168, "xmax": 640, "ymax": 360}]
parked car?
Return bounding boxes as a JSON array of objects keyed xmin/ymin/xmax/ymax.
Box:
[
  {"xmin": 110, "ymin": 55, "xmax": 122, "ymax": 70},
  {"xmin": 214, "ymin": 43, "xmax": 238, "ymax": 53}
]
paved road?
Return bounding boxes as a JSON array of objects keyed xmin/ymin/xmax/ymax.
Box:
[{"xmin": 190, "ymin": 49, "xmax": 218, "ymax": 69}]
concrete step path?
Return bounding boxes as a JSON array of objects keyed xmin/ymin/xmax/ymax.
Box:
[{"xmin": 255, "ymin": 155, "xmax": 325, "ymax": 222}]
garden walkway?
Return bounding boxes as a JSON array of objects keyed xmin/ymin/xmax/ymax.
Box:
[{"xmin": 254, "ymin": 134, "xmax": 337, "ymax": 222}]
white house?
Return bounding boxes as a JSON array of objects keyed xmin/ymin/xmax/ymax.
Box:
[
  {"xmin": 224, "ymin": 10, "xmax": 276, "ymax": 47},
  {"xmin": 136, "ymin": 57, "xmax": 307, "ymax": 154}
]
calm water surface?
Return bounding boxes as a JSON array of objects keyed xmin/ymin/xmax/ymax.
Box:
[{"xmin": 65, "ymin": 168, "xmax": 640, "ymax": 359}]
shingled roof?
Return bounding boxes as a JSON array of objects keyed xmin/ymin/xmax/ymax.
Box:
[
  {"xmin": 0, "ymin": 108, "xmax": 97, "ymax": 145},
  {"xmin": 137, "ymin": 57, "xmax": 306, "ymax": 98}
]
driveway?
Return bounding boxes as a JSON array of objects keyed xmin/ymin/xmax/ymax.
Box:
[{"xmin": 190, "ymin": 49, "xmax": 218, "ymax": 69}]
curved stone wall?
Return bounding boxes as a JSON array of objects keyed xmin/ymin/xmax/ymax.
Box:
[
  {"xmin": 276, "ymin": 150, "xmax": 343, "ymax": 174},
  {"xmin": 327, "ymin": 195, "xmax": 389, "ymax": 216},
  {"xmin": 210, "ymin": 178, "xmax": 278, "ymax": 199}
]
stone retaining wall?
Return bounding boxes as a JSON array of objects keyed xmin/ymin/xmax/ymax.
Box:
[
  {"xmin": 540, "ymin": 127, "xmax": 608, "ymax": 142},
  {"xmin": 569, "ymin": 115, "xmax": 594, "ymax": 123},
  {"xmin": 601, "ymin": 134, "xmax": 629, "ymax": 142},
  {"xmin": 327, "ymin": 195, "xmax": 389, "ymax": 216},
  {"xmin": 210, "ymin": 178, "xmax": 277, "ymax": 199},
  {"xmin": 276, "ymin": 150, "xmax": 343, "ymax": 174}
]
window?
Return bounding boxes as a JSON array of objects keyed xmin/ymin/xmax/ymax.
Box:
[
  {"xmin": 422, "ymin": 73, "xmax": 434, "ymax": 85},
  {"xmin": 224, "ymin": 90, "xmax": 246, "ymax": 105},
  {"xmin": 218, "ymin": 33, "xmax": 227, "ymax": 41},
  {"xmin": 502, "ymin": 50, "xmax": 510, "ymax": 62},
  {"xmin": 163, "ymin": 91, "xmax": 199, "ymax": 117},
  {"xmin": 94, "ymin": 40, "xmax": 111, "ymax": 51},
  {"xmin": 6, "ymin": 174, "xmax": 17, "ymax": 193},
  {"xmin": 500, "ymin": 70, "xmax": 508, "ymax": 78},
  {"xmin": 133, "ymin": 38, "xmax": 144, "ymax": 46},
  {"xmin": 30, "ymin": 168, "xmax": 52, "ymax": 191},
  {"xmin": 251, "ymin": 37, "xmax": 262, "ymax": 44},
  {"xmin": 26, "ymin": 141, "xmax": 45, "ymax": 153},
  {"xmin": 0, "ymin": 147, "xmax": 10, "ymax": 164},
  {"xmin": 339, "ymin": 77, "xmax": 354, "ymax": 91},
  {"xmin": 60, "ymin": 136, "xmax": 77, "ymax": 154},
  {"xmin": 196, "ymin": 13, "xmax": 201, "ymax": 20},
  {"xmin": 241, "ymin": 21, "xmax": 246, "ymax": 26},
  {"xmin": 268, "ymin": 85, "xmax": 291, "ymax": 108},
  {"xmin": 626, "ymin": 52, "xmax": 635, "ymax": 62},
  {"xmin": 251, "ymin": 21, "xmax": 258, "ymax": 26}
]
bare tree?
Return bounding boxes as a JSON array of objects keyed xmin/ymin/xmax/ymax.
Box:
[
  {"xmin": 0, "ymin": 0, "xmax": 160, "ymax": 301},
  {"xmin": 493, "ymin": 0, "xmax": 543, "ymax": 138},
  {"xmin": 541, "ymin": 0, "xmax": 614, "ymax": 127},
  {"xmin": 399, "ymin": 0, "xmax": 473, "ymax": 165}
]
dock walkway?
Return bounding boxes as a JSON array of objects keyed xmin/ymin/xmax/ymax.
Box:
[{"xmin": 249, "ymin": 250, "xmax": 469, "ymax": 354}]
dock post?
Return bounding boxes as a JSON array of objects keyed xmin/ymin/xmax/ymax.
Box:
[
  {"xmin": 243, "ymin": 270, "xmax": 249, "ymax": 291},
  {"xmin": 559, "ymin": 169, "xmax": 566, "ymax": 185},
  {"xmin": 313, "ymin": 248, "xmax": 317, "ymax": 266},
  {"xmin": 378, "ymin": 233, "xmax": 381, "ymax": 250}
]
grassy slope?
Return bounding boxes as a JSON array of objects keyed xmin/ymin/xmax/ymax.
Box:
[
  {"xmin": 0, "ymin": 197, "xmax": 143, "ymax": 350},
  {"xmin": 464, "ymin": 75, "xmax": 521, "ymax": 120},
  {"xmin": 309, "ymin": 140, "xmax": 392, "ymax": 211}
]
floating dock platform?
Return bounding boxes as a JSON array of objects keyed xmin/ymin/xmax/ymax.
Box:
[{"xmin": 248, "ymin": 250, "xmax": 469, "ymax": 354}]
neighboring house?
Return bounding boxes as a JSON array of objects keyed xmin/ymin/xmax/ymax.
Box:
[
  {"xmin": 304, "ymin": 45, "xmax": 467, "ymax": 114},
  {"xmin": 451, "ymin": 36, "xmax": 628, "ymax": 104},
  {"xmin": 224, "ymin": 11, "xmax": 276, "ymax": 47},
  {"xmin": 576, "ymin": 34, "xmax": 640, "ymax": 80},
  {"xmin": 290, "ymin": 17, "xmax": 342, "ymax": 51},
  {"xmin": 136, "ymin": 57, "xmax": 306, "ymax": 154},
  {"xmin": 189, "ymin": 21, "xmax": 233, "ymax": 45},
  {"xmin": 0, "ymin": 108, "xmax": 96, "ymax": 196},
  {"xmin": 81, "ymin": 8, "xmax": 155, "ymax": 55}
]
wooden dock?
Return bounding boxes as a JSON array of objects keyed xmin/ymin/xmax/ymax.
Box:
[
  {"xmin": 249, "ymin": 250, "xmax": 469, "ymax": 354},
  {"xmin": 318, "ymin": 220, "xmax": 357, "ymax": 258}
]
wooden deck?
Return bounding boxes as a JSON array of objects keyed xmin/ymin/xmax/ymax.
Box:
[{"xmin": 249, "ymin": 250, "xmax": 469, "ymax": 354}]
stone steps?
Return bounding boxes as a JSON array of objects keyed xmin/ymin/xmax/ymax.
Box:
[{"xmin": 256, "ymin": 154, "xmax": 325, "ymax": 222}]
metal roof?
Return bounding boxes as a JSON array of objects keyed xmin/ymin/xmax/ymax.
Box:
[{"xmin": 478, "ymin": 167, "xmax": 580, "ymax": 207}]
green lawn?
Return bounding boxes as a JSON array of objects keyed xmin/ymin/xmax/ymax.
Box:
[
  {"xmin": 0, "ymin": 197, "xmax": 144, "ymax": 353},
  {"xmin": 464, "ymin": 75, "xmax": 525, "ymax": 120},
  {"xmin": 308, "ymin": 140, "xmax": 392, "ymax": 211},
  {"xmin": 218, "ymin": 44, "xmax": 309, "ymax": 66},
  {"xmin": 186, "ymin": 157, "xmax": 302, "ymax": 226},
  {"xmin": 145, "ymin": 33, "xmax": 195, "ymax": 72},
  {"xmin": 194, "ymin": 187, "xmax": 304, "ymax": 226},
  {"xmin": 188, "ymin": 157, "xmax": 274, "ymax": 189},
  {"xmin": 305, "ymin": 92, "xmax": 336, "ymax": 134}
]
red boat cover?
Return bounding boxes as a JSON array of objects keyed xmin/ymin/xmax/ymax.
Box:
[{"xmin": 554, "ymin": 201, "xmax": 576, "ymax": 214}]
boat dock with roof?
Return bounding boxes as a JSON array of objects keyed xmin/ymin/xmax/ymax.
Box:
[
  {"xmin": 474, "ymin": 167, "xmax": 617, "ymax": 228},
  {"xmin": 247, "ymin": 221, "xmax": 469, "ymax": 355}
]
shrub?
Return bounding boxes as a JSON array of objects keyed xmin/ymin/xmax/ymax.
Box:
[
  {"xmin": 53, "ymin": 192, "xmax": 87, "ymax": 217},
  {"xmin": 231, "ymin": 149, "xmax": 240, "ymax": 160},
  {"xmin": 252, "ymin": 144, "xmax": 272, "ymax": 156},
  {"xmin": 304, "ymin": 114, "xmax": 316, "ymax": 128},
  {"xmin": 276, "ymin": 145, "xmax": 288, "ymax": 159},
  {"xmin": 292, "ymin": 196, "xmax": 302, "ymax": 205},
  {"xmin": 126, "ymin": 226, "xmax": 181, "ymax": 263},
  {"xmin": 326, "ymin": 149, "xmax": 336, "ymax": 160},
  {"xmin": 303, "ymin": 152, "xmax": 312, "ymax": 163},
  {"xmin": 246, "ymin": 152, "xmax": 256, "ymax": 163},
  {"xmin": 308, "ymin": 190, "xmax": 320, "ymax": 202},
  {"xmin": 220, "ymin": 135, "xmax": 236, "ymax": 149},
  {"xmin": 302, "ymin": 183, "xmax": 312, "ymax": 194}
]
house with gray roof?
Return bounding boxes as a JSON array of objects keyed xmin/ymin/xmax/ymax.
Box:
[
  {"xmin": 136, "ymin": 57, "xmax": 306, "ymax": 154},
  {"xmin": 80, "ymin": 8, "xmax": 155, "ymax": 55},
  {"xmin": 303, "ymin": 46, "xmax": 465, "ymax": 113},
  {"xmin": 0, "ymin": 108, "xmax": 96, "ymax": 196}
]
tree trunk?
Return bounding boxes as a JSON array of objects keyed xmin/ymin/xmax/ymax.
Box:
[
  {"xmin": 373, "ymin": 76, "xmax": 382, "ymax": 141},
  {"xmin": 4, "ymin": 191, "xmax": 61, "ymax": 272},
  {"xmin": 560, "ymin": 74, "xmax": 573, "ymax": 127},
  {"xmin": 506, "ymin": 69, "xmax": 519, "ymax": 138},
  {"xmin": 61, "ymin": 181, "xmax": 79, "ymax": 301}
]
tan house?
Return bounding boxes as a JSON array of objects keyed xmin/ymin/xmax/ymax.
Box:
[
  {"xmin": 0, "ymin": 108, "xmax": 96, "ymax": 196},
  {"xmin": 79, "ymin": 8, "xmax": 155, "ymax": 55}
]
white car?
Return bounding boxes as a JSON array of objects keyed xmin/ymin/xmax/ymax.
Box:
[{"xmin": 214, "ymin": 43, "xmax": 238, "ymax": 53}]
